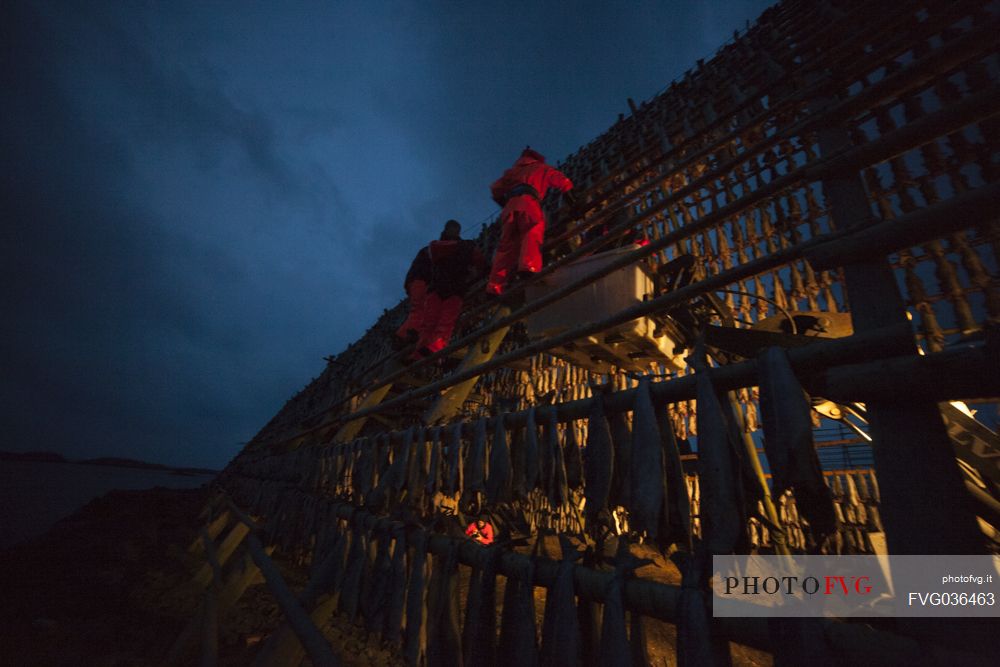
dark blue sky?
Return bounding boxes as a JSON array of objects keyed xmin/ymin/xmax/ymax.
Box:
[{"xmin": 2, "ymin": 0, "xmax": 774, "ymax": 469}]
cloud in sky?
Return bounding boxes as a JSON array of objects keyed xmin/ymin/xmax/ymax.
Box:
[{"xmin": 1, "ymin": 0, "xmax": 775, "ymax": 468}]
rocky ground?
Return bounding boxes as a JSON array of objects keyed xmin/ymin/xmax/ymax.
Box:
[
  {"xmin": 0, "ymin": 487, "xmax": 209, "ymax": 665},
  {"xmin": 0, "ymin": 487, "xmax": 772, "ymax": 666}
]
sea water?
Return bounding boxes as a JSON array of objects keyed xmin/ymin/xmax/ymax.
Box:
[{"xmin": 0, "ymin": 460, "xmax": 213, "ymax": 549}]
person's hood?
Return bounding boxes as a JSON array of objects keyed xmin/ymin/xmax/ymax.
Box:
[{"xmin": 518, "ymin": 147, "xmax": 546, "ymax": 163}]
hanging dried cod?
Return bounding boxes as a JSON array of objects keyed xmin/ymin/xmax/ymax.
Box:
[
  {"xmin": 692, "ymin": 342, "xmax": 746, "ymax": 555},
  {"xmin": 539, "ymin": 535, "xmax": 582, "ymax": 667},
  {"xmin": 487, "ymin": 415, "xmax": 512, "ymax": 505},
  {"xmin": 584, "ymin": 389, "xmax": 615, "ymax": 529},
  {"xmin": 403, "ymin": 528, "xmax": 429, "ymax": 667},
  {"xmin": 462, "ymin": 545, "xmax": 501, "ymax": 665},
  {"xmin": 757, "ymin": 345, "xmax": 838, "ymax": 543},
  {"xmin": 629, "ymin": 378, "xmax": 665, "ymax": 539},
  {"xmin": 463, "ymin": 417, "xmax": 488, "ymax": 511}
]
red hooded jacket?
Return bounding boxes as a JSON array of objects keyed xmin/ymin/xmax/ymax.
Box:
[{"xmin": 490, "ymin": 152, "xmax": 573, "ymax": 222}]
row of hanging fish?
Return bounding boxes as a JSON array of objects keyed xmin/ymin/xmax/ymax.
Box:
[
  {"xmin": 224, "ymin": 342, "xmax": 885, "ymax": 560},
  {"xmin": 220, "ymin": 478, "xmax": 691, "ymax": 667}
]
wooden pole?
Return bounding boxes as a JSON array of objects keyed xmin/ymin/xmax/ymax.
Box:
[{"xmin": 225, "ymin": 499, "xmax": 340, "ymax": 667}]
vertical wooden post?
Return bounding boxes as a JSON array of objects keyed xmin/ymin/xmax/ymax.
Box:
[{"xmin": 811, "ymin": 79, "xmax": 983, "ymax": 555}]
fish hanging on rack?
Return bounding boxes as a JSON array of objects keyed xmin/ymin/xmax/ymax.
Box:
[
  {"xmin": 630, "ymin": 604, "xmax": 650, "ymax": 667},
  {"xmin": 584, "ymin": 389, "xmax": 615, "ymax": 529},
  {"xmin": 362, "ymin": 523, "xmax": 393, "ymax": 633},
  {"xmin": 525, "ymin": 407, "xmax": 541, "ymax": 493},
  {"xmin": 547, "ymin": 412, "xmax": 570, "ymax": 509},
  {"xmin": 425, "ymin": 541, "xmax": 463, "ymax": 667},
  {"xmin": 540, "ymin": 535, "xmax": 582, "ymax": 667},
  {"xmin": 629, "ymin": 378, "xmax": 665, "ymax": 539},
  {"xmin": 487, "ymin": 415, "xmax": 512, "ymax": 505},
  {"xmin": 392, "ymin": 428, "xmax": 414, "ymax": 492},
  {"xmin": 462, "ymin": 545, "xmax": 501, "ymax": 665},
  {"xmin": 371, "ymin": 430, "xmax": 408, "ymax": 510},
  {"xmin": 313, "ymin": 514, "xmax": 349, "ymax": 608},
  {"xmin": 444, "ymin": 421, "xmax": 464, "ymax": 496},
  {"xmin": 539, "ymin": 409, "xmax": 557, "ymax": 499},
  {"xmin": 757, "ymin": 346, "xmax": 838, "ymax": 544},
  {"xmin": 498, "ymin": 557, "xmax": 539, "ymax": 667},
  {"xmin": 426, "ymin": 426, "xmax": 443, "ymax": 500},
  {"xmin": 511, "ymin": 418, "xmax": 528, "ymax": 500},
  {"xmin": 677, "ymin": 555, "xmax": 732, "ymax": 667},
  {"xmin": 338, "ymin": 522, "xmax": 367, "ymax": 621},
  {"xmin": 564, "ymin": 420, "xmax": 584, "ymax": 491},
  {"xmin": 353, "ymin": 439, "xmax": 375, "ymax": 505},
  {"xmin": 376, "ymin": 432, "xmax": 392, "ymax": 480},
  {"xmin": 577, "ymin": 560, "xmax": 601, "ymax": 667},
  {"xmin": 383, "ymin": 527, "xmax": 408, "ymax": 647},
  {"xmin": 655, "ymin": 398, "xmax": 693, "ymax": 551},
  {"xmin": 599, "ymin": 538, "xmax": 653, "ymax": 667},
  {"xmin": 365, "ymin": 435, "xmax": 389, "ymax": 508},
  {"xmin": 406, "ymin": 427, "xmax": 426, "ymax": 508},
  {"xmin": 404, "ymin": 528, "xmax": 429, "ymax": 667},
  {"xmin": 308, "ymin": 503, "xmax": 342, "ymax": 583},
  {"xmin": 463, "ymin": 417, "xmax": 488, "ymax": 510},
  {"xmin": 692, "ymin": 340, "xmax": 746, "ymax": 555},
  {"xmin": 609, "ymin": 403, "xmax": 632, "ymax": 510}
]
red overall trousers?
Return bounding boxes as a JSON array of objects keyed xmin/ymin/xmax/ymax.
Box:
[{"xmin": 486, "ymin": 153, "xmax": 572, "ymax": 295}]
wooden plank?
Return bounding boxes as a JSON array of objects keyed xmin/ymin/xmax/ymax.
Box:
[
  {"xmin": 423, "ymin": 306, "xmax": 512, "ymax": 424},
  {"xmin": 332, "ymin": 382, "xmax": 393, "ymax": 443},
  {"xmin": 194, "ymin": 522, "xmax": 249, "ymax": 588},
  {"xmin": 165, "ymin": 547, "xmax": 270, "ymax": 666},
  {"xmin": 188, "ymin": 511, "xmax": 231, "ymax": 556}
]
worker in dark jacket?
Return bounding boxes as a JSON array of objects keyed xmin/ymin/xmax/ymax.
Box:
[
  {"xmin": 394, "ymin": 245, "xmax": 432, "ymax": 348},
  {"xmin": 414, "ymin": 220, "xmax": 487, "ymax": 358},
  {"xmin": 486, "ymin": 147, "xmax": 573, "ymax": 295}
]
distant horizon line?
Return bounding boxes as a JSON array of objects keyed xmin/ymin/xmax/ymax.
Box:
[{"xmin": 0, "ymin": 449, "xmax": 220, "ymax": 475}]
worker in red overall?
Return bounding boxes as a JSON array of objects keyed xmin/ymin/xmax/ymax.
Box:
[
  {"xmin": 465, "ymin": 517, "xmax": 494, "ymax": 545},
  {"xmin": 486, "ymin": 147, "xmax": 573, "ymax": 295},
  {"xmin": 414, "ymin": 220, "xmax": 487, "ymax": 358},
  {"xmin": 394, "ymin": 245, "xmax": 432, "ymax": 349}
]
